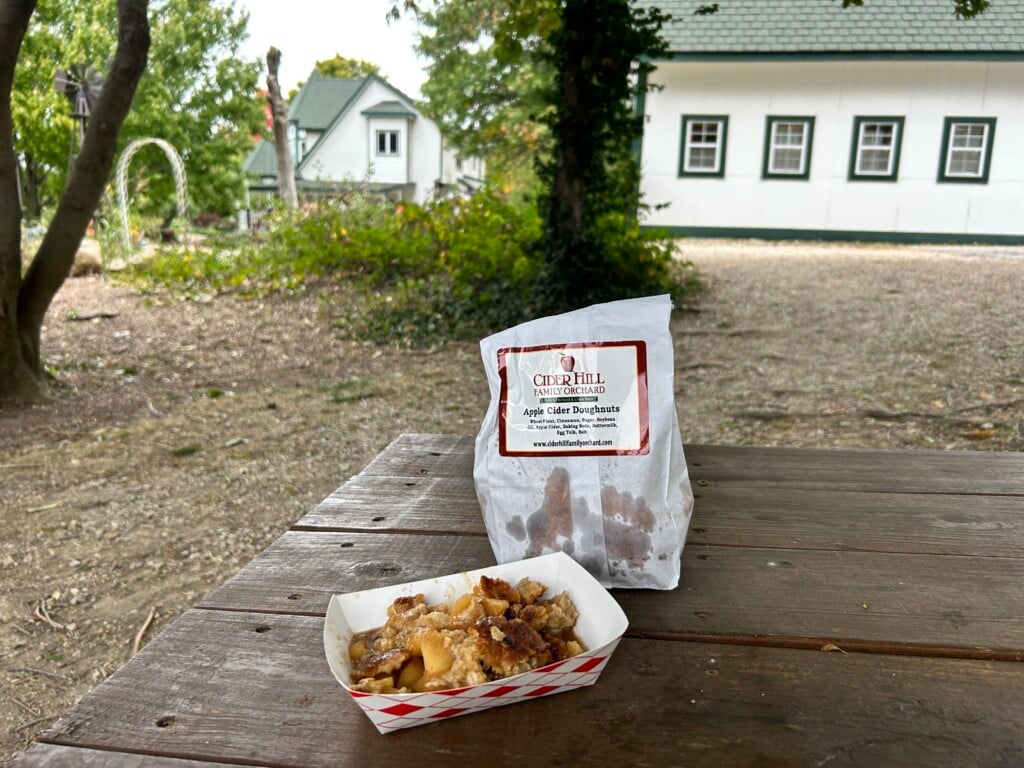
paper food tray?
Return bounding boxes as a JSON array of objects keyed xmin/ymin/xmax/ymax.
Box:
[{"xmin": 323, "ymin": 551, "xmax": 628, "ymax": 734}]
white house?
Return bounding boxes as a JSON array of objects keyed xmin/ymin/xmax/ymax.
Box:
[
  {"xmin": 243, "ymin": 72, "xmax": 484, "ymax": 210},
  {"xmin": 636, "ymin": 0, "xmax": 1024, "ymax": 243}
]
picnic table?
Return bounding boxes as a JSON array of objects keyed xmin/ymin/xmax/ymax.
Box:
[{"xmin": 11, "ymin": 433, "xmax": 1024, "ymax": 767}]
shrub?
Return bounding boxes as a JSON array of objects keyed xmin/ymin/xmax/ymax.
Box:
[{"xmin": 117, "ymin": 188, "xmax": 697, "ymax": 345}]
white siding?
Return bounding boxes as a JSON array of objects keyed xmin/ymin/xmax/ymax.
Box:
[
  {"xmin": 368, "ymin": 117, "xmax": 408, "ymax": 184},
  {"xmin": 299, "ymin": 79, "xmax": 444, "ymax": 203},
  {"xmin": 409, "ymin": 118, "xmax": 444, "ymax": 200},
  {"xmin": 641, "ymin": 60, "xmax": 1024, "ymax": 238}
]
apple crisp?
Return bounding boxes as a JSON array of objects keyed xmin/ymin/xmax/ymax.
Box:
[{"xmin": 348, "ymin": 574, "xmax": 585, "ymax": 693}]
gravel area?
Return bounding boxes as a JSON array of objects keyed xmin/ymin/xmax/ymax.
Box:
[{"xmin": 2, "ymin": 237, "xmax": 1023, "ymax": 761}]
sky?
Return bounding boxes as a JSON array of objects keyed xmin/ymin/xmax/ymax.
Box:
[{"xmin": 235, "ymin": 1, "xmax": 429, "ymax": 98}]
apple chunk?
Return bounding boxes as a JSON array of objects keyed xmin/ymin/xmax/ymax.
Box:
[{"xmin": 419, "ymin": 631, "xmax": 454, "ymax": 674}]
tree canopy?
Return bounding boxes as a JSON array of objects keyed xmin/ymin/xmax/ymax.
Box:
[
  {"xmin": 12, "ymin": 0, "xmax": 263, "ymax": 221},
  {"xmin": 414, "ymin": 0, "xmax": 556, "ymax": 191},
  {"xmin": 287, "ymin": 54, "xmax": 382, "ymax": 100}
]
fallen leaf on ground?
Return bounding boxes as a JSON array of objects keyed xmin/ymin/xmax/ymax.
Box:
[{"xmin": 963, "ymin": 428, "xmax": 996, "ymax": 439}]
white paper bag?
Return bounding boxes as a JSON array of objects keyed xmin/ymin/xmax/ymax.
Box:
[{"xmin": 473, "ymin": 295, "xmax": 693, "ymax": 589}]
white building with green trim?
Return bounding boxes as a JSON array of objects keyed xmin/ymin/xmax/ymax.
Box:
[
  {"xmin": 243, "ymin": 72, "xmax": 483, "ymax": 212},
  {"xmin": 636, "ymin": 0, "xmax": 1024, "ymax": 243}
]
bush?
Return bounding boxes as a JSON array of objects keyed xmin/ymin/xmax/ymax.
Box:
[{"xmin": 117, "ymin": 189, "xmax": 697, "ymax": 345}]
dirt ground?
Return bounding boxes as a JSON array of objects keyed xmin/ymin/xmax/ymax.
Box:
[{"xmin": 2, "ymin": 238, "xmax": 1023, "ymax": 761}]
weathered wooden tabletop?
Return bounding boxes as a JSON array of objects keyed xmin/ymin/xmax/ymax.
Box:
[{"xmin": 11, "ymin": 434, "xmax": 1024, "ymax": 767}]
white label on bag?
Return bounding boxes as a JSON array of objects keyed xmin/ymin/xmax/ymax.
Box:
[{"xmin": 497, "ymin": 341, "xmax": 649, "ymax": 456}]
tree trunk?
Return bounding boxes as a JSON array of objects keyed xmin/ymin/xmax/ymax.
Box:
[
  {"xmin": 21, "ymin": 150, "xmax": 44, "ymax": 218},
  {"xmin": 266, "ymin": 47, "xmax": 298, "ymax": 209},
  {"xmin": 0, "ymin": 0, "xmax": 150, "ymax": 404},
  {"xmin": 0, "ymin": 1, "xmax": 39, "ymax": 401}
]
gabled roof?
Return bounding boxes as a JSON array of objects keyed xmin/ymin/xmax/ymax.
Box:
[
  {"xmin": 361, "ymin": 100, "xmax": 417, "ymax": 119},
  {"xmin": 242, "ymin": 139, "xmax": 275, "ymax": 176},
  {"xmin": 244, "ymin": 72, "xmax": 423, "ymax": 182},
  {"xmin": 296, "ymin": 74, "xmax": 420, "ymax": 174},
  {"xmin": 287, "ymin": 71, "xmax": 364, "ymax": 130},
  {"xmin": 642, "ymin": 0, "xmax": 1024, "ymax": 56}
]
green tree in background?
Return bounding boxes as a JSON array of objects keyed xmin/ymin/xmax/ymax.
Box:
[
  {"xmin": 410, "ymin": 0, "xmax": 675, "ymax": 313},
  {"xmin": 12, "ymin": 0, "xmax": 263, "ymax": 222},
  {"xmin": 287, "ymin": 54, "xmax": 382, "ymax": 100},
  {"xmin": 414, "ymin": 0, "xmax": 556, "ymax": 194},
  {"xmin": 312, "ymin": 54, "xmax": 380, "ymax": 80},
  {"xmin": 532, "ymin": 0, "xmax": 670, "ymax": 313},
  {"xmin": 10, "ymin": 1, "xmax": 69, "ymax": 218}
]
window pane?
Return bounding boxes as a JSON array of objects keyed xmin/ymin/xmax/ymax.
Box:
[
  {"xmin": 690, "ymin": 122, "xmax": 718, "ymax": 144},
  {"xmin": 377, "ymin": 130, "xmax": 399, "ymax": 155},
  {"xmin": 859, "ymin": 148, "xmax": 891, "ymax": 172},
  {"xmin": 772, "ymin": 147, "xmax": 803, "ymax": 172},
  {"xmin": 950, "ymin": 123, "xmax": 983, "ymax": 148},
  {"xmin": 949, "ymin": 150, "xmax": 981, "ymax": 175},
  {"xmin": 862, "ymin": 123, "xmax": 894, "ymax": 147},
  {"xmin": 774, "ymin": 123, "xmax": 804, "ymax": 146},
  {"xmin": 952, "ymin": 124, "xmax": 985, "ymax": 149},
  {"xmin": 688, "ymin": 146, "xmax": 717, "ymax": 169},
  {"xmin": 768, "ymin": 120, "xmax": 809, "ymax": 175},
  {"xmin": 683, "ymin": 118, "xmax": 724, "ymax": 173}
]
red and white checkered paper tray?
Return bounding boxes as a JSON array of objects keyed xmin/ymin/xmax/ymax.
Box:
[{"xmin": 323, "ymin": 551, "xmax": 628, "ymax": 734}]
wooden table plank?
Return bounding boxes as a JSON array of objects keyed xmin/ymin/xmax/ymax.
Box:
[
  {"xmin": 196, "ymin": 531, "xmax": 495, "ymax": 616},
  {"xmin": 294, "ymin": 474, "xmax": 483, "ymax": 533},
  {"xmin": 8, "ymin": 744, "xmax": 266, "ymax": 768},
  {"xmin": 302, "ymin": 434, "xmax": 1024, "ymax": 497},
  {"xmin": 687, "ymin": 443, "xmax": 1024, "ymax": 495},
  {"xmin": 297, "ymin": 473, "xmax": 1024, "ymax": 557},
  {"xmin": 196, "ymin": 531, "xmax": 1024, "ymax": 659},
  {"xmin": 346, "ymin": 433, "xmax": 474, "ymax": 479},
  {"xmin": 295, "ymin": 436, "xmax": 1024, "ymax": 561},
  {"xmin": 690, "ymin": 485, "xmax": 1024, "ymax": 557},
  {"xmin": 33, "ymin": 610, "xmax": 1024, "ymax": 768}
]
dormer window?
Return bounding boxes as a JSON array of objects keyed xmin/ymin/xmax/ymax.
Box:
[{"xmin": 376, "ymin": 130, "xmax": 399, "ymax": 156}]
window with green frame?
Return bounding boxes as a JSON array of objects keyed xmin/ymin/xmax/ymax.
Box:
[
  {"xmin": 848, "ymin": 116, "xmax": 905, "ymax": 181},
  {"xmin": 762, "ymin": 116, "xmax": 815, "ymax": 180},
  {"xmin": 938, "ymin": 117, "xmax": 996, "ymax": 184},
  {"xmin": 679, "ymin": 115, "xmax": 728, "ymax": 177}
]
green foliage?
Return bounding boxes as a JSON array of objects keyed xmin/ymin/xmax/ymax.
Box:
[
  {"xmin": 413, "ymin": 0, "xmax": 683, "ymax": 315},
  {"xmin": 288, "ymin": 55, "xmax": 382, "ymax": 99},
  {"xmin": 13, "ymin": 0, "xmax": 264, "ymax": 221},
  {"xmin": 415, "ymin": 0, "xmax": 557, "ymax": 192},
  {"xmin": 534, "ymin": 0, "xmax": 673, "ymax": 313},
  {"xmin": 313, "ymin": 54, "xmax": 380, "ymax": 80},
  {"xmin": 840, "ymin": 0, "xmax": 989, "ymax": 18},
  {"xmin": 118, "ymin": 191, "xmax": 548, "ymax": 343}
]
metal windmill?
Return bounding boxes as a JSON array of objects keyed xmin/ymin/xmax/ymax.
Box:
[{"xmin": 54, "ymin": 64, "xmax": 105, "ymax": 172}]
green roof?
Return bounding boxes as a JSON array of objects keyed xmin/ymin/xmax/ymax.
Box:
[
  {"xmin": 245, "ymin": 72, "xmax": 423, "ymax": 182},
  {"xmin": 360, "ymin": 100, "xmax": 417, "ymax": 119},
  {"xmin": 287, "ymin": 71, "xmax": 363, "ymax": 130},
  {"xmin": 242, "ymin": 139, "xmax": 275, "ymax": 176},
  {"xmin": 642, "ymin": 0, "xmax": 1024, "ymax": 55}
]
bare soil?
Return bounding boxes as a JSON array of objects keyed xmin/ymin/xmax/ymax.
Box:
[{"xmin": 3, "ymin": 238, "xmax": 1023, "ymax": 761}]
